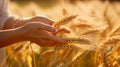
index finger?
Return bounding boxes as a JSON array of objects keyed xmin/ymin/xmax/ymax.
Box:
[
  {"xmin": 46, "ymin": 33, "xmax": 66, "ymax": 44},
  {"xmin": 31, "ymin": 16, "xmax": 54, "ymax": 25},
  {"xmin": 29, "ymin": 22, "xmax": 56, "ymax": 32}
]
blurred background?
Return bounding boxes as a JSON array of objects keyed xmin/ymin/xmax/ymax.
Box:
[{"xmin": 8, "ymin": 0, "xmax": 120, "ymax": 20}]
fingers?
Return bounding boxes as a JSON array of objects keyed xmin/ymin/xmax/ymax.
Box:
[
  {"xmin": 31, "ymin": 38, "xmax": 60, "ymax": 47},
  {"xmin": 52, "ymin": 28, "xmax": 71, "ymax": 35},
  {"xmin": 37, "ymin": 23, "xmax": 56, "ymax": 32},
  {"xmin": 40, "ymin": 39, "xmax": 59, "ymax": 47},
  {"xmin": 27, "ymin": 31, "xmax": 66, "ymax": 47},
  {"xmin": 46, "ymin": 32, "xmax": 66, "ymax": 44},
  {"xmin": 28, "ymin": 22, "xmax": 56, "ymax": 32},
  {"xmin": 39, "ymin": 17, "xmax": 54, "ymax": 25},
  {"xmin": 57, "ymin": 28, "xmax": 71, "ymax": 33},
  {"xmin": 30, "ymin": 16, "xmax": 54, "ymax": 25}
]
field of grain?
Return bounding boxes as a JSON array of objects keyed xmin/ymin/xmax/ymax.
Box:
[{"xmin": 3, "ymin": 0, "xmax": 120, "ymax": 67}]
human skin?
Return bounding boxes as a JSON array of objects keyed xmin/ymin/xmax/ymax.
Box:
[{"xmin": 0, "ymin": 16, "xmax": 67, "ymax": 48}]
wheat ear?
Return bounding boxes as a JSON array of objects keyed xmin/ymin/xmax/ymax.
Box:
[
  {"xmin": 81, "ymin": 29, "xmax": 100, "ymax": 35},
  {"xmin": 56, "ymin": 43, "xmax": 81, "ymax": 51},
  {"xmin": 70, "ymin": 23, "xmax": 92, "ymax": 30},
  {"xmin": 104, "ymin": 36, "xmax": 120, "ymax": 44},
  {"xmin": 107, "ymin": 25, "xmax": 120, "ymax": 37},
  {"xmin": 95, "ymin": 36, "xmax": 120, "ymax": 67},
  {"xmin": 62, "ymin": 8, "xmax": 68, "ymax": 16},
  {"xmin": 53, "ymin": 15, "xmax": 78, "ymax": 28},
  {"xmin": 63, "ymin": 37, "xmax": 91, "ymax": 45}
]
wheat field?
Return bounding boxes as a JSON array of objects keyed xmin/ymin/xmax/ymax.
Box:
[{"xmin": 3, "ymin": 0, "xmax": 120, "ymax": 67}]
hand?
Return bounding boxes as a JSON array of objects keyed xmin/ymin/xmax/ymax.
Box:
[
  {"xmin": 29, "ymin": 16, "xmax": 54, "ymax": 25},
  {"xmin": 20, "ymin": 22, "xmax": 66, "ymax": 47},
  {"xmin": 1, "ymin": 16, "xmax": 68, "ymax": 47},
  {"xmin": 15, "ymin": 16, "xmax": 54, "ymax": 28}
]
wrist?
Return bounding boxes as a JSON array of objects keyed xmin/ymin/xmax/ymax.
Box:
[
  {"xmin": 3, "ymin": 17, "xmax": 15, "ymax": 29},
  {"xmin": 3, "ymin": 17, "xmax": 21, "ymax": 29},
  {"xmin": 15, "ymin": 27, "xmax": 26, "ymax": 39}
]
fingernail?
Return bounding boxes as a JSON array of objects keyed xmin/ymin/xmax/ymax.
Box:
[
  {"xmin": 51, "ymin": 28, "xmax": 56, "ymax": 32},
  {"xmin": 61, "ymin": 40, "xmax": 66, "ymax": 43}
]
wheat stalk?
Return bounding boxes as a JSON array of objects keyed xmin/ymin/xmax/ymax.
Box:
[
  {"xmin": 115, "ymin": 56, "xmax": 120, "ymax": 66},
  {"xmin": 81, "ymin": 29, "xmax": 100, "ymax": 35},
  {"xmin": 103, "ymin": 2, "xmax": 112, "ymax": 29},
  {"xmin": 68, "ymin": 50, "xmax": 89, "ymax": 67},
  {"xmin": 57, "ymin": 49, "xmax": 73, "ymax": 67},
  {"xmin": 30, "ymin": 42, "xmax": 36, "ymax": 67},
  {"xmin": 95, "ymin": 35, "xmax": 120, "ymax": 67},
  {"xmin": 1, "ymin": 42, "xmax": 26, "ymax": 67}
]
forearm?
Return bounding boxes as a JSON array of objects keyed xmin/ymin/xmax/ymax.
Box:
[
  {"xmin": 0, "ymin": 17, "xmax": 33, "ymax": 47},
  {"xmin": 0, "ymin": 27, "xmax": 25, "ymax": 48}
]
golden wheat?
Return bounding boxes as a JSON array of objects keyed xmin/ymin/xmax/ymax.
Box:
[
  {"xmin": 63, "ymin": 37, "xmax": 91, "ymax": 45},
  {"xmin": 53, "ymin": 15, "xmax": 78, "ymax": 28},
  {"xmin": 81, "ymin": 29, "xmax": 100, "ymax": 35},
  {"xmin": 62, "ymin": 8, "xmax": 69, "ymax": 16}
]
